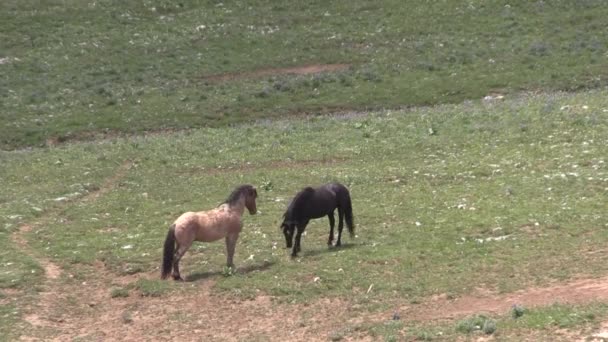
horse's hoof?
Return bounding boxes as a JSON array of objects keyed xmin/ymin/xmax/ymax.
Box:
[{"xmin": 172, "ymin": 275, "xmax": 183, "ymax": 281}]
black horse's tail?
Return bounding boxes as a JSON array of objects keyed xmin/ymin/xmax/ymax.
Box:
[
  {"xmin": 161, "ymin": 224, "xmax": 176, "ymax": 279},
  {"xmin": 342, "ymin": 187, "xmax": 355, "ymax": 238}
]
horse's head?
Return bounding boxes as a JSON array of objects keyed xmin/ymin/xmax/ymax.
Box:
[
  {"xmin": 245, "ymin": 186, "xmax": 258, "ymax": 215},
  {"xmin": 280, "ymin": 219, "xmax": 295, "ymax": 248}
]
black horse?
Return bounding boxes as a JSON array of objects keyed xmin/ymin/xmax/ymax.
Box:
[{"xmin": 281, "ymin": 183, "xmax": 355, "ymax": 257}]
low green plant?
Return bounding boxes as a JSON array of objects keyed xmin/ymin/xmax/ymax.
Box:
[
  {"xmin": 110, "ymin": 287, "xmax": 129, "ymax": 298},
  {"xmin": 134, "ymin": 279, "xmax": 171, "ymax": 297}
]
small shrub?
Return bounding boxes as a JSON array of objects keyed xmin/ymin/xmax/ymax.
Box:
[
  {"xmin": 512, "ymin": 304, "xmax": 526, "ymax": 318},
  {"xmin": 482, "ymin": 319, "xmax": 497, "ymax": 334}
]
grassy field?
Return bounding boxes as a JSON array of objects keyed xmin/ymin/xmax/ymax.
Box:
[
  {"xmin": 3, "ymin": 0, "xmax": 608, "ymax": 340},
  {"xmin": 2, "ymin": 0, "xmax": 608, "ymax": 149},
  {"xmin": 2, "ymin": 89, "xmax": 608, "ymax": 340}
]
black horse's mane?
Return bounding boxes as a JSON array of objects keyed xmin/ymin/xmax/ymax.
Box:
[{"xmin": 223, "ymin": 184, "xmax": 255, "ymax": 206}]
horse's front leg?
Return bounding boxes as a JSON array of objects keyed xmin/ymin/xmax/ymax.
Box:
[
  {"xmin": 283, "ymin": 226, "xmax": 294, "ymax": 248},
  {"xmin": 327, "ymin": 212, "xmax": 335, "ymax": 246},
  {"xmin": 225, "ymin": 233, "xmax": 239, "ymax": 269},
  {"xmin": 292, "ymin": 223, "xmax": 306, "ymax": 257}
]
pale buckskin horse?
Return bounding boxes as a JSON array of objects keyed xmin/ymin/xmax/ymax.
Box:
[{"xmin": 161, "ymin": 184, "xmax": 258, "ymax": 280}]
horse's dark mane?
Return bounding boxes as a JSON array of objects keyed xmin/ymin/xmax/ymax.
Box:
[{"xmin": 223, "ymin": 184, "xmax": 255, "ymax": 206}]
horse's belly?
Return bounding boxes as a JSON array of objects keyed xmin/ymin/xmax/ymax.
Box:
[{"xmin": 196, "ymin": 227, "xmax": 227, "ymax": 242}]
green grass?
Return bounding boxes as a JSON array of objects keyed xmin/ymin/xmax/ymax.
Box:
[
  {"xmin": 362, "ymin": 303, "xmax": 608, "ymax": 341},
  {"xmin": 134, "ymin": 278, "xmax": 172, "ymax": 297},
  {"xmin": 2, "ymin": 0, "xmax": 608, "ymax": 149},
  {"xmin": 110, "ymin": 287, "xmax": 130, "ymax": 298},
  {"xmin": 2, "ymin": 89, "xmax": 608, "ymax": 338}
]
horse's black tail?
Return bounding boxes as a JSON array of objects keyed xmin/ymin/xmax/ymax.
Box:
[
  {"xmin": 161, "ymin": 224, "xmax": 176, "ymax": 279},
  {"xmin": 342, "ymin": 188, "xmax": 355, "ymax": 238}
]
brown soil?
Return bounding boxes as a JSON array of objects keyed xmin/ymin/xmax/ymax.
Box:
[
  {"xmin": 395, "ymin": 276, "xmax": 608, "ymax": 321},
  {"xmin": 15, "ymin": 269, "xmax": 608, "ymax": 341},
  {"xmin": 202, "ymin": 63, "xmax": 351, "ymax": 82}
]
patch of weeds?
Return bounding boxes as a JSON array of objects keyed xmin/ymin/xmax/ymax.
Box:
[
  {"xmin": 121, "ymin": 263, "xmax": 146, "ymax": 275},
  {"xmin": 416, "ymin": 61, "xmax": 438, "ymax": 71},
  {"xmin": 412, "ymin": 328, "xmax": 435, "ymax": 341},
  {"xmin": 110, "ymin": 287, "xmax": 129, "ymax": 298},
  {"xmin": 272, "ymin": 80, "xmax": 292, "ymax": 92},
  {"xmin": 507, "ymin": 304, "xmax": 606, "ymax": 330},
  {"xmin": 456, "ymin": 315, "xmax": 496, "ymax": 335},
  {"xmin": 222, "ymin": 266, "xmax": 235, "ymax": 277},
  {"xmin": 338, "ymin": 74, "xmax": 353, "ymax": 87},
  {"xmin": 529, "ymin": 41, "xmax": 551, "ymax": 57},
  {"xmin": 328, "ymin": 331, "xmax": 344, "ymax": 341},
  {"xmin": 135, "ymin": 279, "xmax": 171, "ymax": 297},
  {"xmin": 254, "ymin": 87, "xmax": 273, "ymax": 98},
  {"xmin": 367, "ymin": 320, "xmax": 403, "ymax": 341},
  {"xmin": 358, "ymin": 68, "xmax": 382, "ymax": 82},
  {"xmin": 261, "ymin": 179, "xmax": 274, "ymax": 191}
]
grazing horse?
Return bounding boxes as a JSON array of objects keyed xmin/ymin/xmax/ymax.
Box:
[
  {"xmin": 161, "ymin": 184, "xmax": 258, "ymax": 280},
  {"xmin": 281, "ymin": 183, "xmax": 355, "ymax": 257}
]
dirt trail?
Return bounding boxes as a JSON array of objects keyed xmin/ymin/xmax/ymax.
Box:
[
  {"xmin": 397, "ymin": 276, "xmax": 608, "ymax": 321},
  {"xmin": 10, "ymin": 160, "xmax": 133, "ymax": 333},
  {"xmin": 203, "ymin": 63, "xmax": 351, "ymax": 82},
  {"xmin": 11, "ymin": 224, "xmax": 62, "ymax": 281},
  {"xmin": 15, "ymin": 266, "xmax": 608, "ymax": 341}
]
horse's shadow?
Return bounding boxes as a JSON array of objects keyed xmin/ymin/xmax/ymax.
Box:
[
  {"xmin": 186, "ymin": 260, "xmax": 275, "ymax": 282},
  {"xmin": 300, "ymin": 242, "xmax": 358, "ymax": 257}
]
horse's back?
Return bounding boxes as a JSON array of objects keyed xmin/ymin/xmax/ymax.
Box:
[
  {"xmin": 324, "ymin": 182, "xmax": 348, "ymax": 194},
  {"xmin": 174, "ymin": 208, "xmax": 240, "ymax": 243}
]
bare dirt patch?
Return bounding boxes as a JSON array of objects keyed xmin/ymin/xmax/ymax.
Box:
[
  {"xmin": 396, "ymin": 275, "xmax": 608, "ymax": 321},
  {"xmin": 203, "ymin": 63, "xmax": 351, "ymax": 82}
]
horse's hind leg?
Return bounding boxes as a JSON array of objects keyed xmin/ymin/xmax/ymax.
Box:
[
  {"xmin": 336, "ymin": 207, "xmax": 345, "ymax": 247},
  {"xmin": 327, "ymin": 213, "xmax": 335, "ymax": 246},
  {"xmin": 172, "ymin": 242, "xmax": 190, "ymax": 281}
]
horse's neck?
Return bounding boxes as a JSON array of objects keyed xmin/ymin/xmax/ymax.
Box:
[{"xmin": 222, "ymin": 199, "xmax": 246, "ymax": 217}]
